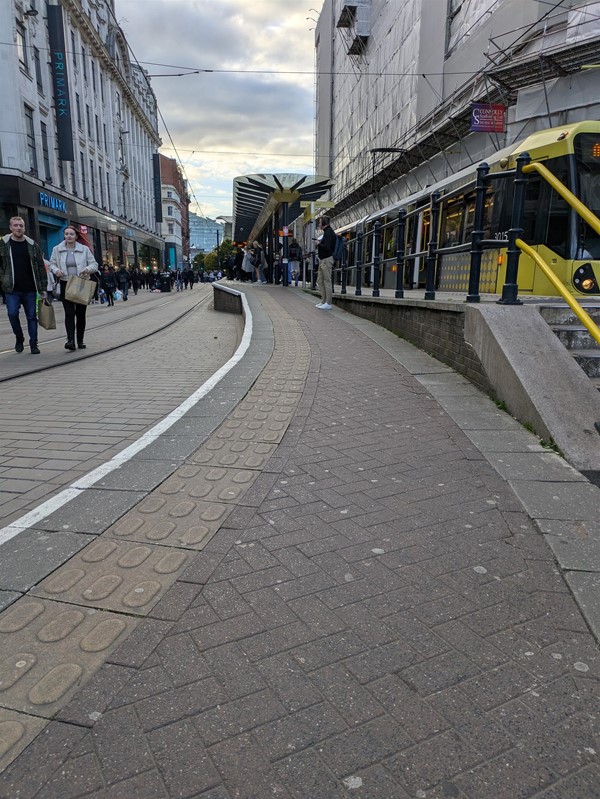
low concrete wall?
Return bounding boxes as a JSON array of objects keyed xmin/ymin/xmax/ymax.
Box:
[
  {"xmin": 334, "ymin": 295, "xmax": 493, "ymax": 394},
  {"xmin": 213, "ymin": 283, "xmax": 243, "ymax": 315}
]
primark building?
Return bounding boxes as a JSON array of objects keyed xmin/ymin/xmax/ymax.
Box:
[{"xmin": 0, "ymin": 0, "xmax": 164, "ymax": 269}]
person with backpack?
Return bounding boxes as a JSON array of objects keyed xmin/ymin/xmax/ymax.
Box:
[
  {"xmin": 288, "ymin": 238, "xmax": 302, "ymax": 285},
  {"xmin": 316, "ymin": 216, "xmax": 337, "ymax": 309}
]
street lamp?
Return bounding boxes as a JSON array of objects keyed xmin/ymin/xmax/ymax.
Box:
[{"xmin": 216, "ymin": 227, "xmax": 220, "ymax": 274}]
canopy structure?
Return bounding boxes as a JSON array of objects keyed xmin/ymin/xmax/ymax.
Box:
[{"xmin": 232, "ymin": 173, "xmax": 333, "ymax": 244}]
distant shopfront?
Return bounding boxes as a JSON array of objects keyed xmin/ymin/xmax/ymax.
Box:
[{"xmin": 0, "ymin": 175, "xmax": 162, "ymax": 268}]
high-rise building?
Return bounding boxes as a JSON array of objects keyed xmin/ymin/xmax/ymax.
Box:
[
  {"xmin": 316, "ymin": 0, "xmax": 600, "ymax": 227},
  {"xmin": 189, "ymin": 212, "xmax": 224, "ymax": 256},
  {"xmin": 0, "ymin": 0, "xmax": 164, "ymax": 268}
]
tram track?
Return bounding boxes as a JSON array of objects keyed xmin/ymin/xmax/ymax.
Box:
[{"xmin": 0, "ymin": 291, "xmax": 211, "ymax": 384}]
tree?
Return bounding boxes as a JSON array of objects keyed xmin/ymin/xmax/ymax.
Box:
[{"xmin": 193, "ymin": 252, "xmax": 205, "ymax": 271}]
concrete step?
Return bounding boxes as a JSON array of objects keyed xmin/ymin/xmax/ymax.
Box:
[
  {"xmin": 552, "ymin": 325, "xmax": 600, "ymax": 350},
  {"xmin": 591, "ymin": 376, "xmax": 600, "ymax": 392},
  {"xmin": 571, "ymin": 349, "xmax": 600, "ymax": 378},
  {"xmin": 539, "ymin": 304, "xmax": 600, "ymax": 325}
]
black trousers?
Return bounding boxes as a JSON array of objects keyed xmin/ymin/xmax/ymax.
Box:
[{"xmin": 60, "ymin": 280, "xmax": 87, "ymax": 343}]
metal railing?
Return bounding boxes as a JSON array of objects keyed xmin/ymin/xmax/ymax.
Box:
[
  {"xmin": 516, "ymin": 238, "xmax": 600, "ymax": 345},
  {"xmin": 329, "ymin": 151, "xmax": 600, "ymax": 308}
]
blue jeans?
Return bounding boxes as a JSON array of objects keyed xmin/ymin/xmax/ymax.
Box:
[{"xmin": 5, "ymin": 291, "xmax": 38, "ymax": 345}]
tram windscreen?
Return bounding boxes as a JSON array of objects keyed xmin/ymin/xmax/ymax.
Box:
[{"xmin": 574, "ymin": 134, "xmax": 600, "ymax": 259}]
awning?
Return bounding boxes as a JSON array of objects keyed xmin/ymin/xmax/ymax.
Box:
[{"xmin": 233, "ymin": 173, "xmax": 333, "ymax": 243}]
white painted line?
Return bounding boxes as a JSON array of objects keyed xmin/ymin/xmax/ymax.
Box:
[{"xmin": 0, "ymin": 294, "xmax": 253, "ymax": 547}]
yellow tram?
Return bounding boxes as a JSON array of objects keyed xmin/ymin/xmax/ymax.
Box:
[{"xmin": 342, "ymin": 120, "xmax": 600, "ymax": 297}]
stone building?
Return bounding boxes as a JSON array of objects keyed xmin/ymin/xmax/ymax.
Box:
[{"xmin": 0, "ymin": 0, "xmax": 164, "ymax": 268}]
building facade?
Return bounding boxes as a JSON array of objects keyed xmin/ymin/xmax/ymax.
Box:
[
  {"xmin": 0, "ymin": 0, "xmax": 164, "ymax": 268},
  {"xmin": 188, "ymin": 212, "xmax": 224, "ymax": 256},
  {"xmin": 159, "ymin": 154, "xmax": 189, "ymax": 270},
  {"xmin": 316, "ymin": 0, "xmax": 600, "ymax": 227}
]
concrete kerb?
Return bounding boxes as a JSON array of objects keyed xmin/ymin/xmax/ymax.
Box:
[{"xmin": 295, "ymin": 289, "xmax": 600, "ymax": 642}]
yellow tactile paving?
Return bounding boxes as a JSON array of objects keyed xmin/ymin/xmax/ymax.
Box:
[
  {"xmin": 31, "ymin": 539, "xmax": 191, "ymax": 614},
  {"xmin": 0, "ymin": 597, "xmax": 137, "ymax": 718}
]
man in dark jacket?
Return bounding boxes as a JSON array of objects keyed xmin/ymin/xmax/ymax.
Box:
[
  {"xmin": 316, "ymin": 216, "xmax": 336, "ymax": 310},
  {"xmin": 0, "ymin": 216, "xmax": 47, "ymax": 353},
  {"xmin": 116, "ymin": 264, "xmax": 131, "ymax": 300}
]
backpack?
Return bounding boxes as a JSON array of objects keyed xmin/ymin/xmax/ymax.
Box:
[{"xmin": 333, "ymin": 235, "xmax": 345, "ymax": 262}]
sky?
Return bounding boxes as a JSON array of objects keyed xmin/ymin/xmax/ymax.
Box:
[{"xmin": 117, "ymin": 0, "xmax": 323, "ymax": 221}]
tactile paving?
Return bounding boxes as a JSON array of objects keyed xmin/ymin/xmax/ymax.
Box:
[
  {"xmin": 0, "ymin": 597, "xmax": 137, "ymax": 718},
  {"xmin": 105, "ymin": 494, "xmax": 233, "ymax": 550},
  {"xmin": 214, "ymin": 417, "xmax": 290, "ymax": 444},
  {"xmin": 155, "ymin": 465, "xmax": 260, "ymax": 504},
  {"xmin": 31, "ymin": 539, "xmax": 190, "ymax": 614},
  {"xmin": 0, "ymin": 708, "xmax": 48, "ymax": 773},
  {"xmin": 189, "ymin": 440, "xmax": 277, "ymax": 469}
]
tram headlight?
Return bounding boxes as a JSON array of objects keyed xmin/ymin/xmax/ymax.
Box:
[{"xmin": 573, "ymin": 263, "xmax": 598, "ymax": 294}]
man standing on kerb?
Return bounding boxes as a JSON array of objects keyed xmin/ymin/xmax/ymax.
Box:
[{"xmin": 316, "ymin": 216, "xmax": 336, "ymax": 310}]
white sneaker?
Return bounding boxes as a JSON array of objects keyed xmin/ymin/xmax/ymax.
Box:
[
  {"xmin": 319, "ymin": 303, "xmax": 333, "ymax": 310},
  {"xmin": 315, "ymin": 302, "xmax": 324, "ymax": 307}
]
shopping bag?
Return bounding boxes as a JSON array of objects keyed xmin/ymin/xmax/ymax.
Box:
[
  {"xmin": 38, "ymin": 298, "xmax": 56, "ymax": 330},
  {"xmin": 65, "ymin": 274, "xmax": 96, "ymax": 305},
  {"xmin": 114, "ymin": 289, "xmax": 123, "ymax": 301}
]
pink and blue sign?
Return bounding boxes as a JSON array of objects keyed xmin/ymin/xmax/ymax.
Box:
[{"xmin": 470, "ymin": 103, "xmax": 506, "ymax": 133}]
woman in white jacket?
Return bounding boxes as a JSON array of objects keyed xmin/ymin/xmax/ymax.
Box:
[{"xmin": 49, "ymin": 226, "xmax": 98, "ymax": 350}]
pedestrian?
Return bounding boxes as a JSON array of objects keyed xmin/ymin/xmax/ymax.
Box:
[
  {"xmin": 116, "ymin": 263, "xmax": 131, "ymax": 300},
  {"xmin": 288, "ymin": 237, "xmax": 302, "ymax": 285},
  {"xmin": 0, "ymin": 215, "xmax": 48, "ymax": 354},
  {"xmin": 49, "ymin": 225, "xmax": 98, "ymax": 350},
  {"xmin": 316, "ymin": 216, "xmax": 336, "ymax": 310},
  {"xmin": 241, "ymin": 247, "xmax": 253, "ymax": 281},
  {"xmin": 175, "ymin": 268, "xmax": 183, "ymax": 292},
  {"xmin": 252, "ymin": 241, "xmax": 268, "ymax": 284},
  {"xmin": 131, "ymin": 267, "xmax": 141, "ymax": 295},
  {"xmin": 100, "ymin": 264, "xmax": 116, "ymax": 306},
  {"xmin": 234, "ymin": 247, "xmax": 244, "ymax": 281}
]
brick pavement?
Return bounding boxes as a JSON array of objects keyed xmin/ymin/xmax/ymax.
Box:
[{"xmin": 0, "ymin": 287, "xmax": 598, "ymax": 799}]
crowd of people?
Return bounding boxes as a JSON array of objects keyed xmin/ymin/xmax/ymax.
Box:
[{"xmin": 0, "ymin": 215, "xmax": 336, "ymax": 356}]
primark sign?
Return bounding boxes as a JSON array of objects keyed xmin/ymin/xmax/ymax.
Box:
[
  {"xmin": 47, "ymin": 5, "xmax": 74, "ymax": 161},
  {"xmin": 39, "ymin": 192, "xmax": 67, "ymax": 213}
]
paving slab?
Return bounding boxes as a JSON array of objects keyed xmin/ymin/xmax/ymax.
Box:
[
  {"xmin": 484, "ymin": 451, "xmax": 587, "ymax": 482},
  {"xmin": 92, "ymin": 459, "xmax": 179, "ymax": 492},
  {"xmin": 0, "ymin": 596, "xmax": 137, "ymax": 718},
  {"xmin": 0, "ymin": 708, "xmax": 48, "ymax": 774},
  {"xmin": 545, "ymin": 535, "xmax": 600, "ymax": 571},
  {"xmin": 565, "ymin": 571, "xmax": 600, "ymax": 639},
  {"xmin": 34, "ymin": 489, "xmax": 146, "ymax": 534},
  {"xmin": 30, "ymin": 538, "xmax": 190, "ymax": 616},
  {"xmin": 189, "ymin": 441, "xmax": 278, "ymax": 470},
  {"xmin": 0, "ymin": 591, "xmax": 20, "ymax": 612},
  {"xmin": 0, "ymin": 529, "xmax": 94, "ymax": 592},
  {"xmin": 156, "ymin": 464, "xmax": 260, "ymax": 504},
  {"xmin": 509, "ymin": 479, "xmax": 600, "ymax": 520},
  {"xmin": 103, "ymin": 492, "xmax": 234, "ymax": 550}
]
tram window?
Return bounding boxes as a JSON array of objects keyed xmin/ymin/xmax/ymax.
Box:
[
  {"xmin": 440, "ymin": 199, "xmax": 463, "ymax": 246},
  {"xmin": 383, "ymin": 222, "xmax": 395, "ymax": 259},
  {"xmin": 574, "ymin": 134, "xmax": 600, "ymax": 258},
  {"xmin": 462, "ymin": 196, "xmax": 476, "ymax": 242},
  {"xmin": 522, "ymin": 176, "xmax": 542, "ymax": 243}
]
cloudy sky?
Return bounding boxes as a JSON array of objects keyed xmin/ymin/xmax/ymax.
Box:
[{"xmin": 118, "ymin": 0, "xmax": 323, "ymax": 220}]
